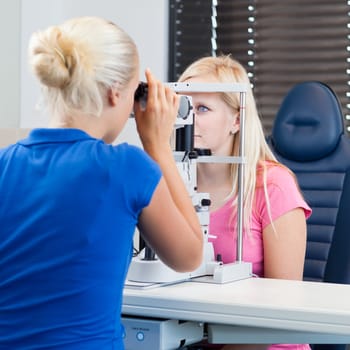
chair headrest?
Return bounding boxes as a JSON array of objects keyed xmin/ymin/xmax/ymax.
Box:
[{"xmin": 271, "ymin": 81, "xmax": 344, "ymax": 162}]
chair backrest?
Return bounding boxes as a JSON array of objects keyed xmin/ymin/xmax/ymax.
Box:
[{"xmin": 266, "ymin": 81, "xmax": 350, "ymax": 285}]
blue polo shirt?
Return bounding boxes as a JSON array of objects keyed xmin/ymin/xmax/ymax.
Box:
[{"xmin": 0, "ymin": 128, "xmax": 161, "ymax": 349}]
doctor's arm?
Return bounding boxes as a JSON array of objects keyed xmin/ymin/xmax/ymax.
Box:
[{"xmin": 134, "ymin": 69, "xmax": 203, "ymax": 273}]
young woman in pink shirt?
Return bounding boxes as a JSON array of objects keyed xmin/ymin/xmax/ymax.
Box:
[{"xmin": 179, "ymin": 55, "xmax": 312, "ymax": 350}]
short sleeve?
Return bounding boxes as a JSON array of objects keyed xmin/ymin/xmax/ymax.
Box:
[
  {"xmin": 110, "ymin": 143, "xmax": 162, "ymax": 217},
  {"xmin": 254, "ymin": 164, "xmax": 312, "ymax": 229}
]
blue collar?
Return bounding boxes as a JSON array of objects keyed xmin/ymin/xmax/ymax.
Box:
[{"xmin": 18, "ymin": 128, "xmax": 98, "ymax": 146}]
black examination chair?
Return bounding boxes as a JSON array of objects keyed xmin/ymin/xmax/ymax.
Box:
[{"xmin": 267, "ymin": 81, "xmax": 350, "ymax": 350}]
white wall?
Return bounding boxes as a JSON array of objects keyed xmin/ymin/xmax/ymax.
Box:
[
  {"xmin": 0, "ymin": 1, "xmax": 21, "ymax": 128},
  {"xmin": 1, "ymin": 0, "xmax": 168, "ymax": 145}
]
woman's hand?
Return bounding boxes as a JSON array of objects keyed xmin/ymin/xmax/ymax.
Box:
[{"xmin": 133, "ymin": 68, "xmax": 180, "ymax": 154}]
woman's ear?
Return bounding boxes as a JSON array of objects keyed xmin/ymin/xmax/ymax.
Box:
[
  {"xmin": 108, "ymin": 86, "xmax": 120, "ymax": 107},
  {"xmin": 230, "ymin": 113, "xmax": 240, "ymax": 134}
]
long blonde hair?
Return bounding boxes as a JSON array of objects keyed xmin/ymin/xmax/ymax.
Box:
[
  {"xmin": 28, "ymin": 16, "xmax": 138, "ymax": 125},
  {"xmin": 178, "ymin": 55, "xmax": 278, "ymax": 233}
]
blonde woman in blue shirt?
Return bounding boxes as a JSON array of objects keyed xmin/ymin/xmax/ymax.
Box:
[{"xmin": 0, "ymin": 16, "xmax": 202, "ymax": 350}]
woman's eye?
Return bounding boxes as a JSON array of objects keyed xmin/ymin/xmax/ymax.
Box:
[{"xmin": 197, "ymin": 105, "xmax": 209, "ymax": 113}]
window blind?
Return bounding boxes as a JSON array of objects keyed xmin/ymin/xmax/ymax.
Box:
[
  {"xmin": 168, "ymin": 0, "xmax": 214, "ymax": 81},
  {"xmin": 169, "ymin": 0, "xmax": 350, "ymax": 134},
  {"xmin": 218, "ymin": 0, "xmax": 350, "ymax": 134}
]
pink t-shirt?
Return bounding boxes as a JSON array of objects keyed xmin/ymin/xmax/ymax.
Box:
[{"xmin": 209, "ymin": 163, "xmax": 312, "ymax": 350}]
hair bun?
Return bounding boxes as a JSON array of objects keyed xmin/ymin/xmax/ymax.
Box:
[{"xmin": 29, "ymin": 26, "xmax": 76, "ymax": 88}]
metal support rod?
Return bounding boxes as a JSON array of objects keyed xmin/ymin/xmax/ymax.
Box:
[{"xmin": 236, "ymin": 91, "xmax": 246, "ymax": 262}]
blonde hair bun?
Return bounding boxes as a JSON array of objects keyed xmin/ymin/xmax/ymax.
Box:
[
  {"xmin": 27, "ymin": 17, "xmax": 138, "ymax": 123},
  {"xmin": 29, "ymin": 26, "xmax": 80, "ymax": 88}
]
